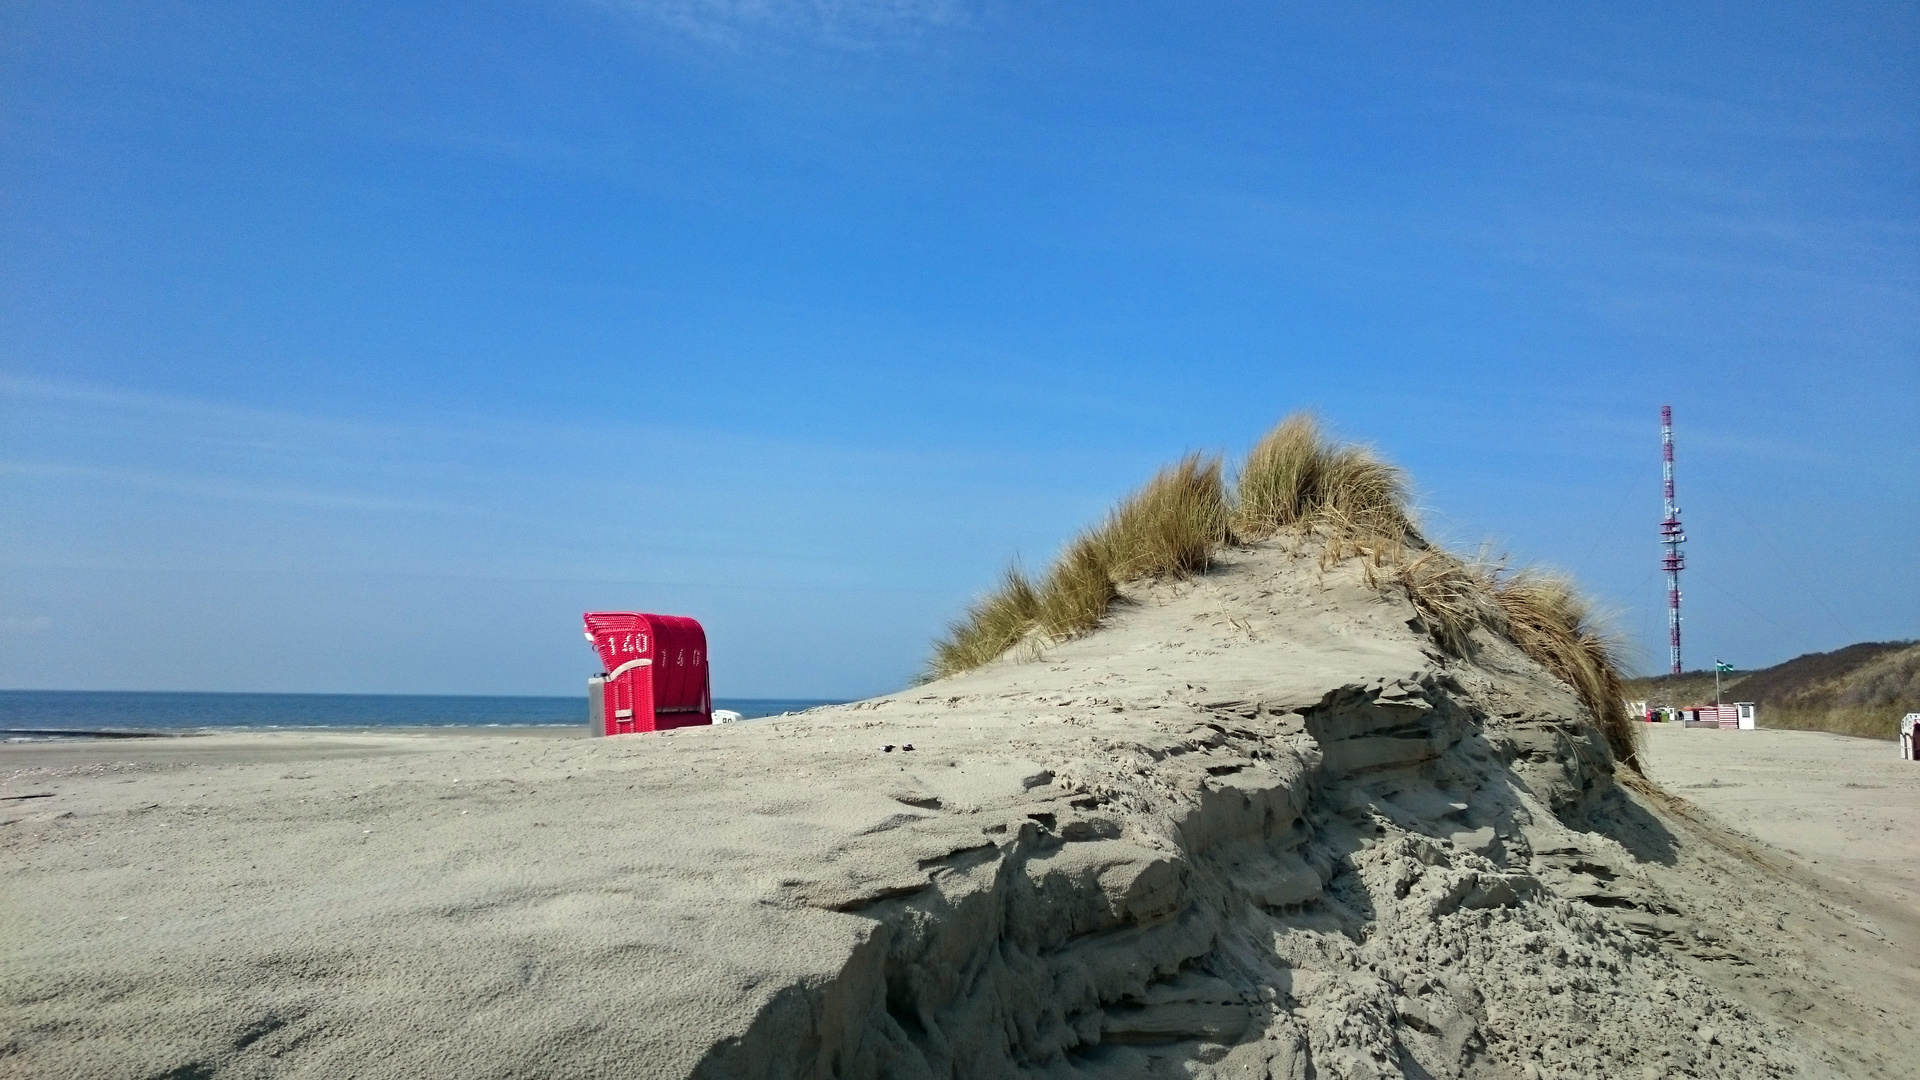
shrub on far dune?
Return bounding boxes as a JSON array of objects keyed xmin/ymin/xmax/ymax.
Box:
[
  {"xmin": 1762, "ymin": 705, "xmax": 1906, "ymax": 740},
  {"xmin": 1755, "ymin": 643, "xmax": 1920, "ymax": 740}
]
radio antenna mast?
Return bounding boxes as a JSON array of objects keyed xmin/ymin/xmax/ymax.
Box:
[{"xmin": 1660, "ymin": 406, "xmax": 1686, "ymax": 675}]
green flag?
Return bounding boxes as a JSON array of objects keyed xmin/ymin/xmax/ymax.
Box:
[{"xmin": 1715, "ymin": 661, "xmax": 1735, "ymax": 672}]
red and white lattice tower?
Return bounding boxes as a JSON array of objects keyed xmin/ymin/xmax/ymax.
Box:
[{"xmin": 1660, "ymin": 406, "xmax": 1686, "ymax": 675}]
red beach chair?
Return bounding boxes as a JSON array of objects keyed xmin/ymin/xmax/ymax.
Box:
[{"xmin": 583, "ymin": 612, "xmax": 712, "ymax": 735}]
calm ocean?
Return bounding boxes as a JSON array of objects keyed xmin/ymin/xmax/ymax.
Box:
[{"xmin": 0, "ymin": 690, "xmax": 845, "ymax": 740}]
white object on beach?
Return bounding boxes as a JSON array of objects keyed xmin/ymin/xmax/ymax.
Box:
[
  {"xmin": 712, "ymin": 710, "xmax": 743, "ymax": 725},
  {"xmin": 1902, "ymin": 713, "xmax": 1919, "ymax": 761}
]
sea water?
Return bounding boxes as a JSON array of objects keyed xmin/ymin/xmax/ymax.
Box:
[{"xmin": 0, "ymin": 690, "xmax": 845, "ymax": 740}]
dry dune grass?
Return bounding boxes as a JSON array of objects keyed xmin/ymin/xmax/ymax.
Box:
[
  {"xmin": 1104, "ymin": 453, "xmax": 1230, "ymax": 581},
  {"xmin": 927, "ymin": 566, "xmax": 1042, "ymax": 679},
  {"xmin": 1490, "ymin": 570, "xmax": 1641, "ymax": 768},
  {"xmin": 1230, "ymin": 414, "xmax": 1324, "ymax": 538},
  {"xmin": 1763, "ymin": 706, "xmax": 1907, "ymax": 740},
  {"xmin": 1036, "ymin": 531, "xmax": 1120, "ymax": 642},
  {"xmin": 1230, "ymin": 414, "xmax": 1409, "ymax": 543},
  {"xmin": 924, "ymin": 411, "xmax": 1639, "ymax": 770},
  {"xmin": 926, "ymin": 455, "xmax": 1227, "ymax": 680},
  {"xmin": 1395, "ymin": 549, "xmax": 1500, "ymax": 658}
]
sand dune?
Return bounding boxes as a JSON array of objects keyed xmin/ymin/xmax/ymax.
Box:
[{"xmin": 5, "ymin": 543, "xmax": 1916, "ymax": 1078}]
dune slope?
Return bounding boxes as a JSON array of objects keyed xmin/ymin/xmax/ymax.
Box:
[{"xmin": 4, "ymin": 543, "xmax": 1914, "ymax": 1079}]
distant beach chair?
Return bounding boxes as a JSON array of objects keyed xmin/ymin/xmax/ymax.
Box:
[{"xmin": 582, "ymin": 612, "xmax": 713, "ymax": 736}]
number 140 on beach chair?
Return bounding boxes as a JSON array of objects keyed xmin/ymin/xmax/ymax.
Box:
[{"xmin": 582, "ymin": 612, "xmax": 712, "ymax": 735}]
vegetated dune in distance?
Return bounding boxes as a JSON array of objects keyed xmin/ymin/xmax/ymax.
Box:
[
  {"xmin": 1628, "ymin": 640, "xmax": 1920, "ymax": 739},
  {"xmin": 5, "ymin": 417, "xmax": 1917, "ymax": 1080}
]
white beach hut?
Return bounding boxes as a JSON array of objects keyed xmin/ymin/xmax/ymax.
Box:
[{"xmin": 1902, "ymin": 713, "xmax": 1919, "ymax": 761}]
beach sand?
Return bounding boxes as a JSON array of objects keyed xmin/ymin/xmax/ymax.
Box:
[
  {"xmin": 5, "ymin": 544, "xmax": 1916, "ymax": 1078},
  {"xmin": 0, "ymin": 726, "xmax": 579, "ymax": 771},
  {"xmin": 1641, "ymin": 723, "xmax": 1920, "ymax": 914}
]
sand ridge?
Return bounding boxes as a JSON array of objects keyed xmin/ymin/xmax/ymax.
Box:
[{"xmin": 4, "ymin": 543, "xmax": 1915, "ymax": 1078}]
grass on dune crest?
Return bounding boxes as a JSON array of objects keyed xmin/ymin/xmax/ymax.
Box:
[
  {"xmin": 923, "ymin": 411, "xmax": 1641, "ymax": 772},
  {"xmin": 1490, "ymin": 570, "xmax": 1641, "ymax": 769},
  {"xmin": 1314, "ymin": 444, "xmax": 1412, "ymax": 540},
  {"xmin": 1231, "ymin": 414, "xmax": 1325, "ymax": 538},
  {"xmin": 926, "ymin": 566, "xmax": 1042, "ymax": 681},
  {"xmin": 1036, "ymin": 530, "xmax": 1120, "ymax": 642},
  {"xmin": 923, "ymin": 455, "xmax": 1228, "ymax": 681},
  {"xmin": 1230, "ymin": 414, "xmax": 1410, "ymax": 542},
  {"xmin": 1394, "ymin": 549, "xmax": 1502, "ymax": 658},
  {"xmin": 1103, "ymin": 453, "xmax": 1230, "ymax": 582}
]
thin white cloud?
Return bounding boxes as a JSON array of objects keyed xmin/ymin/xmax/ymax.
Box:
[
  {"xmin": 598, "ymin": 0, "xmax": 968, "ymax": 49},
  {"xmin": 0, "ymin": 373, "xmax": 424, "ymax": 450},
  {"xmin": 0, "ymin": 371, "xmax": 1064, "ymax": 478},
  {"xmin": 0, "ymin": 461, "xmax": 474, "ymax": 516}
]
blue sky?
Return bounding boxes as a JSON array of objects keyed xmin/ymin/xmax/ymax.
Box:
[{"xmin": 3, "ymin": 1, "xmax": 1915, "ymax": 697}]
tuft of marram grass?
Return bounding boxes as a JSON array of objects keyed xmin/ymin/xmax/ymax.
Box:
[
  {"xmin": 1231, "ymin": 411, "xmax": 1413, "ymax": 557},
  {"xmin": 1397, "ymin": 550, "xmax": 1500, "ymax": 658},
  {"xmin": 1036, "ymin": 530, "xmax": 1120, "ymax": 641},
  {"xmin": 924, "ymin": 565, "xmax": 1041, "ymax": 681},
  {"xmin": 1232, "ymin": 413, "xmax": 1326, "ymax": 539},
  {"xmin": 924, "ymin": 455, "xmax": 1227, "ymax": 676},
  {"xmin": 1492, "ymin": 570, "xmax": 1641, "ymax": 769},
  {"xmin": 1316, "ymin": 444, "xmax": 1410, "ymax": 540},
  {"xmin": 1102, "ymin": 453, "xmax": 1230, "ymax": 582}
]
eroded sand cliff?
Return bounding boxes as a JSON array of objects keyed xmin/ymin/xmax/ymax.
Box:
[{"xmin": 5, "ymin": 543, "xmax": 1916, "ymax": 1078}]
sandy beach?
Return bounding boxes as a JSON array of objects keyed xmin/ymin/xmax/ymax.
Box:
[
  {"xmin": 5, "ymin": 544, "xmax": 1917, "ymax": 1079},
  {"xmin": 1642, "ymin": 723, "xmax": 1920, "ymax": 916},
  {"xmin": 0, "ymin": 726, "xmax": 580, "ymax": 771},
  {"xmin": 9, "ymin": 0, "xmax": 1911, "ymax": 1074}
]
